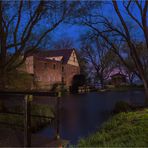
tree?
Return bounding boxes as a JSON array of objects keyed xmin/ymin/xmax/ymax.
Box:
[
  {"xmin": 52, "ymin": 36, "xmax": 74, "ymax": 49},
  {"xmin": 80, "ymin": 32, "xmax": 114, "ymax": 88},
  {"xmin": 0, "ymin": 0, "xmax": 94, "ymax": 89},
  {"xmin": 71, "ymin": 74, "xmax": 86, "ymax": 93},
  {"xmin": 81, "ymin": 0, "xmax": 148, "ymax": 104}
]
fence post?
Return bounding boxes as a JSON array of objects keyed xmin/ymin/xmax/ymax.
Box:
[
  {"xmin": 24, "ymin": 94, "xmax": 32, "ymax": 147},
  {"xmin": 55, "ymin": 91, "xmax": 61, "ymax": 140}
]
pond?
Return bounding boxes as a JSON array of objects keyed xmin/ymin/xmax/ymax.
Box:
[{"xmin": 38, "ymin": 90, "xmax": 145, "ymax": 145}]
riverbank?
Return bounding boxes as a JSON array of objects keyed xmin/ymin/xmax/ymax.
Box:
[{"xmin": 78, "ymin": 108, "xmax": 148, "ymax": 147}]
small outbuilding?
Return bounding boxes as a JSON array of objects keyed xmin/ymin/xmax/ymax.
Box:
[{"xmin": 110, "ymin": 73, "xmax": 127, "ymax": 86}]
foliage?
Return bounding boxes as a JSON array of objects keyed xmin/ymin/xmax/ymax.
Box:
[
  {"xmin": 71, "ymin": 74, "xmax": 86, "ymax": 93},
  {"xmin": 78, "ymin": 109, "xmax": 148, "ymax": 147},
  {"xmin": 0, "ymin": 104, "xmax": 54, "ymax": 132},
  {"xmin": 6, "ymin": 71, "xmax": 33, "ymax": 90},
  {"xmin": 113, "ymin": 101, "xmax": 132, "ymax": 113}
]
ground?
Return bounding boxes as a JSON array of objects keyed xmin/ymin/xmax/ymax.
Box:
[{"xmin": 78, "ymin": 109, "xmax": 148, "ymax": 147}]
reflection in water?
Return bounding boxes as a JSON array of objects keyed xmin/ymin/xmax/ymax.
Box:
[{"xmin": 39, "ymin": 90, "xmax": 144, "ymax": 144}]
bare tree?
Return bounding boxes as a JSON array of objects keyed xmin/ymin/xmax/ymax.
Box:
[
  {"xmin": 52, "ymin": 36, "xmax": 74, "ymax": 49},
  {"xmin": 0, "ymin": 0, "xmax": 92, "ymax": 89},
  {"xmin": 81, "ymin": 33, "xmax": 114, "ymax": 88},
  {"xmin": 81, "ymin": 0, "xmax": 148, "ymax": 104}
]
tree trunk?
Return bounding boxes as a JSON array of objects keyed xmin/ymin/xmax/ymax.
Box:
[
  {"xmin": 100, "ymin": 78, "xmax": 104, "ymax": 89},
  {"xmin": 143, "ymin": 79, "xmax": 148, "ymax": 106},
  {"xmin": 0, "ymin": 69, "xmax": 6, "ymax": 90}
]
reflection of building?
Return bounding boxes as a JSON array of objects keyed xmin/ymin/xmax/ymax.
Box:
[
  {"xmin": 20, "ymin": 49, "xmax": 80, "ymax": 89},
  {"xmin": 110, "ymin": 73, "xmax": 127, "ymax": 86}
]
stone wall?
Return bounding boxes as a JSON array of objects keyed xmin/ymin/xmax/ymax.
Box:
[{"xmin": 33, "ymin": 56, "xmax": 80, "ymax": 89}]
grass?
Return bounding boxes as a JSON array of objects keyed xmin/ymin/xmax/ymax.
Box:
[
  {"xmin": 78, "ymin": 109, "xmax": 148, "ymax": 147},
  {"xmin": 0, "ymin": 104, "xmax": 55, "ymax": 132}
]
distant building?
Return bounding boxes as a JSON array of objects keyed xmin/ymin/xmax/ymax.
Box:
[
  {"xmin": 19, "ymin": 49, "xmax": 80, "ymax": 90},
  {"xmin": 110, "ymin": 73, "xmax": 127, "ymax": 86}
]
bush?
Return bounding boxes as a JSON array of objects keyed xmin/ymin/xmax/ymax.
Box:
[
  {"xmin": 6, "ymin": 71, "xmax": 33, "ymax": 90},
  {"xmin": 113, "ymin": 101, "xmax": 132, "ymax": 113}
]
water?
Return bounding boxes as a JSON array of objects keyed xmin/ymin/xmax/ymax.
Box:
[{"xmin": 38, "ymin": 90, "xmax": 145, "ymax": 144}]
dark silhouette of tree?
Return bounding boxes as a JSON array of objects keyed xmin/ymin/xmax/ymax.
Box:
[
  {"xmin": 81, "ymin": 0, "xmax": 148, "ymax": 104},
  {"xmin": 80, "ymin": 32, "xmax": 114, "ymax": 89},
  {"xmin": 53, "ymin": 36, "xmax": 74, "ymax": 49},
  {"xmin": 0, "ymin": 1, "xmax": 94, "ymax": 89},
  {"xmin": 71, "ymin": 74, "xmax": 86, "ymax": 93}
]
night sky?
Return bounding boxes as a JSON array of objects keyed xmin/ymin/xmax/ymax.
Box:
[
  {"xmin": 7, "ymin": 1, "xmax": 144, "ymax": 52},
  {"xmin": 49, "ymin": 1, "xmax": 143, "ymax": 50}
]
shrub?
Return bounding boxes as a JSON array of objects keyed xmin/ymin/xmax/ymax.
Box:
[
  {"xmin": 113, "ymin": 101, "xmax": 132, "ymax": 113},
  {"xmin": 71, "ymin": 74, "xmax": 86, "ymax": 93}
]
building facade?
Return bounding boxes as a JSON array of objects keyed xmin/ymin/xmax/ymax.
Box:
[{"xmin": 20, "ymin": 49, "xmax": 80, "ymax": 90}]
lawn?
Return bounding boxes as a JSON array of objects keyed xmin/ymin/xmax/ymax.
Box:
[{"xmin": 78, "ymin": 109, "xmax": 148, "ymax": 147}]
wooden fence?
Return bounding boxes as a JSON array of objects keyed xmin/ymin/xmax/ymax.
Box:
[{"xmin": 0, "ymin": 91, "xmax": 61, "ymax": 147}]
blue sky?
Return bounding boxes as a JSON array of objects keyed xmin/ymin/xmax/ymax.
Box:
[
  {"xmin": 51, "ymin": 23, "xmax": 88, "ymax": 49},
  {"xmin": 49, "ymin": 1, "xmax": 144, "ymax": 50},
  {"xmin": 8, "ymin": 1, "xmax": 145, "ymax": 52}
]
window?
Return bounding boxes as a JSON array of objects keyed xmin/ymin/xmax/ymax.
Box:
[
  {"xmin": 62, "ymin": 66, "xmax": 64, "ymax": 72},
  {"xmin": 53, "ymin": 64, "xmax": 56, "ymax": 69},
  {"xmin": 61, "ymin": 77, "xmax": 64, "ymax": 83}
]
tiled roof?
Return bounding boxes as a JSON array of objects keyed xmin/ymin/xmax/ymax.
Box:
[{"xmin": 29, "ymin": 49, "xmax": 74, "ymax": 64}]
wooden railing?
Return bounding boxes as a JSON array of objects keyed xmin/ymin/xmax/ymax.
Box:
[{"xmin": 0, "ymin": 91, "xmax": 61, "ymax": 147}]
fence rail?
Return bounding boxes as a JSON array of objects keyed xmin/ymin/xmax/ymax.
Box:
[{"xmin": 0, "ymin": 91, "xmax": 60, "ymax": 147}]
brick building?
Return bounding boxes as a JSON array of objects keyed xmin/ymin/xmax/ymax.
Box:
[{"xmin": 20, "ymin": 49, "xmax": 80, "ymax": 90}]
